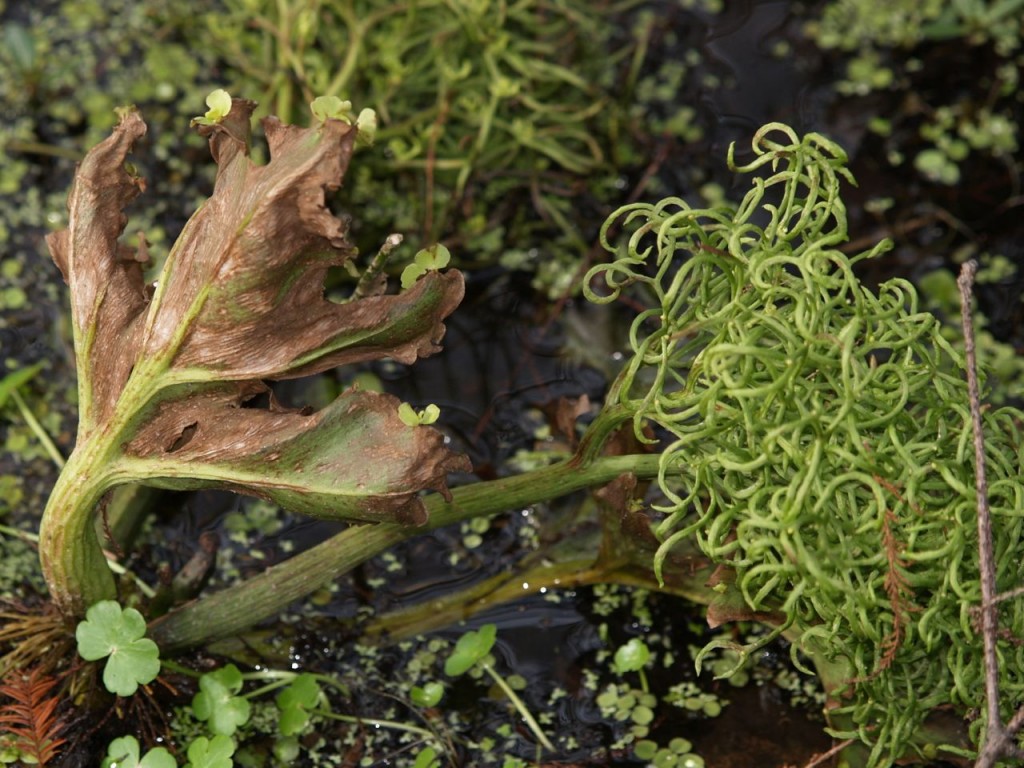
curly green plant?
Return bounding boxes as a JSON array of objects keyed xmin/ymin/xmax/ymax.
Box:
[{"xmin": 584, "ymin": 123, "xmax": 1024, "ymax": 764}]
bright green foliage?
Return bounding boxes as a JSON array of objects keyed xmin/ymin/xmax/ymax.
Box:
[
  {"xmin": 192, "ymin": 664, "xmax": 251, "ymax": 736},
  {"xmin": 191, "ymin": 89, "xmax": 232, "ymax": 126},
  {"xmin": 200, "ymin": 0, "xmax": 700, "ymax": 296},
  {"xmin": 444, "ymin": 623, "xmax": 497, "ymax": 677},
  {"xmin": 183, "ymin": 735, "xmax": 235, "ymax": 768},
  {"xmin": 101, "ymin": 736, "xmax": 176, "ymax": 768},
  {"xmin": 76, "ymin": 601, "xmax": 161, "ymax": 697},
  {"xmin": 586, "ymin": 123, "xmax": 1024, "ymax": 764},
  {"xmin": 309, "ymin": 96, "xmax": 377, "ymax": 147},
  {"xmin": 412, "ymin": 747, "xmax": 441, "ymax": 768},
  {"xmin": 397, "ymin": 403, "xmax": 441, "ymax": 427},
  {"xmin": 612, "ymin": 638, "xmax": 651, "ymax": 674},
  {"xmin": 410, "ymin": 681, "xmax": 445, "ymax": 708},
  {"xmin": 275, "ymin": 674, "xmax": 321, "ymax": 737},
  {"xmin": 0, "ymin": 363, "xmax": 43, "ymax": 411},
  {"xmin": 401, "ymin": 244, "xmax": 453, "ymax": 290}
]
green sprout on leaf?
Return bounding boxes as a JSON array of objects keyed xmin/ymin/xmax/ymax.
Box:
[
  {"xmin": 191, "ymin": 89, "xmax": 232, "ymax": 127},
  {"xmin": 100, "ymin": 736, "xmax": 175, "ymax": 768},
  {"xmin": 310, "ymin": 96, "xmax": 377, "ymax": 147},
  {"xmin": 192, "ymin": 664, "xmax": 251, "ymax": 736},
  {"xmin": 401, "ymin": 244, "xmax": 452, "ymax": 289},
  {"xmin": 398, "ymin": 402, "xmax": 441, "ymax": 427},
  {"xmin": 445, "ymin": 624, "xmax": 554, "ymax": 751},
  {"xmin": 75, "ymin": 600, "xmax": 160, "ymax": 697}
]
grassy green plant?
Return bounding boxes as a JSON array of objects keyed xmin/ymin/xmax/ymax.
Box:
[{"xmin": 197, "ymin": 0, "xmax": 704, "ymax": 296}]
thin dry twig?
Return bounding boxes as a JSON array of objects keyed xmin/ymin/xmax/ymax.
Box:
[
  {"xmin": 958, "ymin": 261, "xmax": 1024, "ymax": 767},
  {"xmin": 796, "ymin": 738, "xmax": 856, "ymax": 768}
]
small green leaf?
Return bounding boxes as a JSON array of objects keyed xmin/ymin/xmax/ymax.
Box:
[
  {"xmin": 398, "ymin": 402, "xmax": 441, "ymax": 426},
  {"xmin": 184, "ymin": 734, "xmax": 235, "ymax": 768},
  {"xmin": 355, "ymin": 108, "xmax": 378, "ymax": 147},
  {"xmin": 444, "ymin": 623, "xmax": 497, "ymax": 677},
  {"xmin": 76, "ymin": 600, "xmax": 160, "ymax": 697},
  {"xmin": 613, "ymin": 638, "xmax": 650, "ymax": 674},
  {"xmin": 401, "ymin": 244, "xmax": 451, "ymax": 289},
  {"xmin": 276, "ymin": 673, "xmax": 321, "ymax": 736},
  {"xmin": 101, "ymin": 736, "xmax": 177, "ymax": 768},
  {"xmin": 414, "ymin": 244, "xmax": 451, "ymax": 270},
  {"xmin": 0, "ymin": 362, "xmax": 43, "ymax": 410},
  {"xmin": 413, "ymin": 746, "xmax": 441, "ymax": 768},
  {"xmin": 192, "ymin": 664, "xmax": 251, "ymax": 736},
  {"xmin": 310, "ymin": 95, "xmax": 353, "ymax": 123},
  {"xmin": 192, "ymin": 89, "xmax": 232, "ymax": 126},
  {"xmin": 410, "ymin": 681, "xmax": 445, "ymax": 707}
]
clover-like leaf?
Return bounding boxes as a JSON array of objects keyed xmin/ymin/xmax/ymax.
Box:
[
  {"xmin": 192, "ymin": 664, "xmax": 250, "ymax": 736},
  {"xmin": 184, "ymin": 735, "xmax": 235, "ymax": 768},
  {"xmin": 101, "ymin": 736, "xmax": 177, "ymax": 768},
  {"xmin": 275, "ymin": 673, "xmax": 321, "ymax": 736},
  {"xmin": 76, "ymin": 600, "xmax": 160, "ymax": 697},
  {"xmin": 191, "ymin": 89, "xmax": 233, "ymax": 126},
  {"xmin": 444, "ymin": 623, "xmax": 497, "ymax": 677},
  {"xmin": 41, "ymin": 98, "xmax": 469, "ymax": 617}
]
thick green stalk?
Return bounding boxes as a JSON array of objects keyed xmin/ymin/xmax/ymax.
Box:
[
  {"xmin": 149, "ymin": 452, "xmax": 663, "ymax": 651},
  {"xmin": 37, "ymin": 433, "xmax": 122, "ymax": 619}
]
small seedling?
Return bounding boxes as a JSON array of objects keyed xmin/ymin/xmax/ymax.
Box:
[
  {"xmin": 398, "ymin": 403, "xmax": 441, "ymax": 427},
  {"xmin": 76, "ymin": 600, "xmax": 160, "ymax": 697},
  {"xmin": 310, "ymin": 95, "xmax": 377, "ymax": 146},
  {"xmin": 190, "ymin": 89, "xmax": 232, "ymax": 126},
  {"xmin": 401, "ymin": 244, "xmax": 452, "ymax": 289},
  {"xmin": 445, "ymin": 624, "xmax": 554, "ymax": 751},
  {"xmin": 191, "ymin": 664, "xmax": 251, "ymax": 736},
  {"xmin": 100, "ymin": 735, "xmax": 175, "ymax": 768}
]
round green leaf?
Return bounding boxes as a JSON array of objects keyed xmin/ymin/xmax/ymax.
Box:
[
  {"xmin": 411, "ymin": 681, "xmax": 444, "ymax": 707},
  {"xmin": 444, "ymin": 623, "xmax": 497, "ymax": 677},
  {"xmin": 613, "ymin": 638, "xmax": 650, "ymax": 674}
]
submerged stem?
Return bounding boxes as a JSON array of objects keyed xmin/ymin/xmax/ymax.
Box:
[{"xmin": 149, "ymin": 453, "xmax": 663, "ymax": 650}]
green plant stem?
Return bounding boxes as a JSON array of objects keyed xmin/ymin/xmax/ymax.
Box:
[
  {"xmin": 10, "ymin": 389, "xmax": 65, "ymax": 469},
  {"xmin": 37, "ymin": 434, "xmax": 121, "ymax": 618},
  {"xmin": 480, "ymin": 662, "xmax": 555, "ymax": 752},
  {"xmin": 149, "ymin": 452, "xmax": 662, "ymax": 651}
]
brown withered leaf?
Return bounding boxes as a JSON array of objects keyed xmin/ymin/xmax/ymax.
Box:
[{"xmin": 47, "ymin": 99, "xmax": 469, "ymax": 526}]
